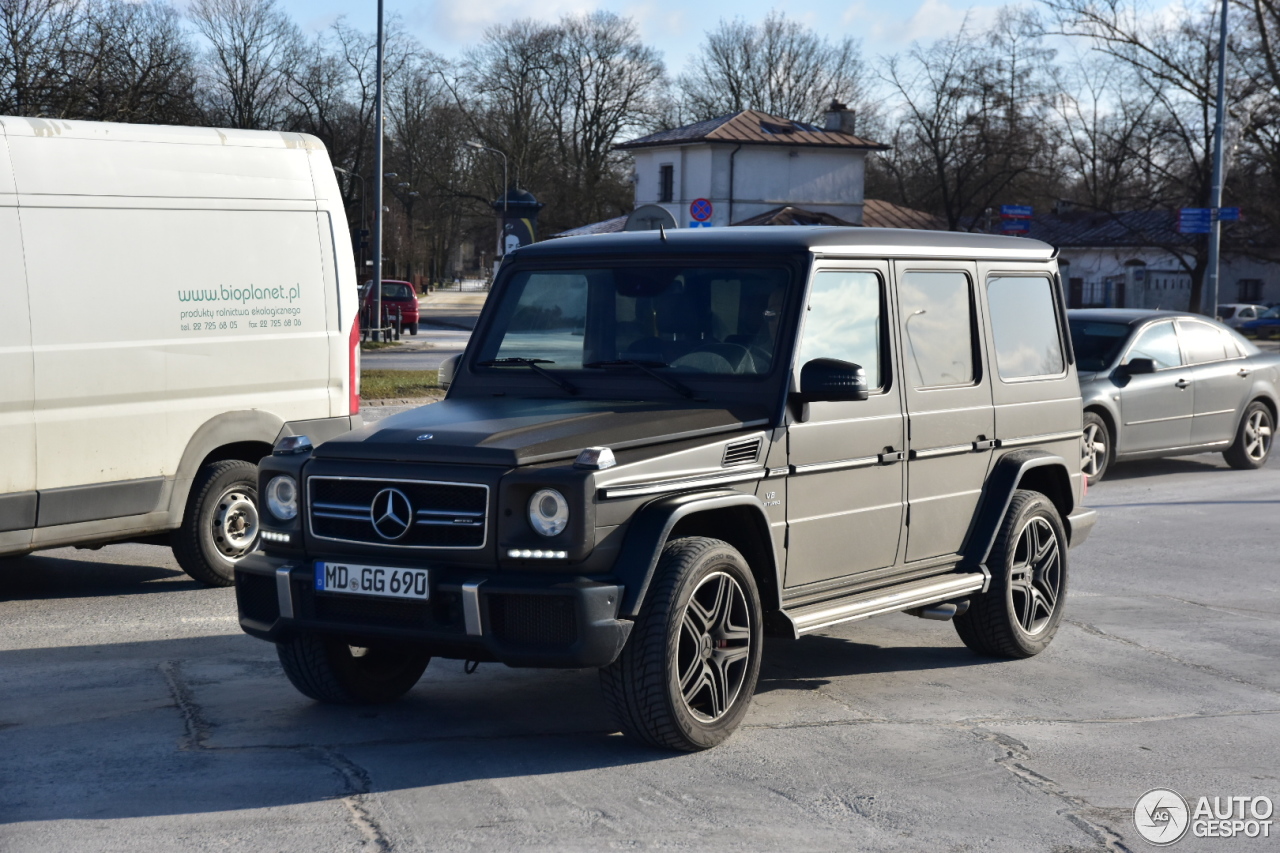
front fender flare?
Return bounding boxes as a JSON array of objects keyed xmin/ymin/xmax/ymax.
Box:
[{"xmin": 612, "ymin": 490, "xmax": 776, "ymax": 618}]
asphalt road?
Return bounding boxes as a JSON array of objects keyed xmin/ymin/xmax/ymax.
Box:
[{"xmin": 2, "ymin": 453, "xmax": 1278, "ymax": 851}]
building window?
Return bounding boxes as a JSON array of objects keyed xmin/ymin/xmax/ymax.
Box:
[
  {"xmin": 658, "ymin": 164, "xmax": 674, "ymax": 202},
  {"xmin": 1238, "ymin": 279, "xmax": 1263, "ymax": 302}
]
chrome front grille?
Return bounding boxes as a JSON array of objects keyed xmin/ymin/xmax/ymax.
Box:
[{"xmin": 308, "ymin": 476, "xmax": 489, "ymax": 549}]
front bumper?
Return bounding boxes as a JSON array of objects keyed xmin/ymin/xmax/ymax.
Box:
[{"xmin": 234, "ymin": 553, "xmax": 632, "ymax": 668}]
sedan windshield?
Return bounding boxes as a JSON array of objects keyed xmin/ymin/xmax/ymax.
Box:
[
  {"xmin": 1068, "ymin": 320, "xmax": 1132, "ymax": 372},
  {"xmin": 475, "ymin": 266, "xmax": 791, "ymax": 377}
]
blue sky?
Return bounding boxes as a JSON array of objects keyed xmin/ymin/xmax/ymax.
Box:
[{"xmin": 267, "ymin": 0, "xmax": 1030, "ymax": 72}]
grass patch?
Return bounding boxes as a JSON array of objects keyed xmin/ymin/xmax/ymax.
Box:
[
  {"xmin": 360, "ymin": 340, "xmax": 403, "ymax": 351},
  {"xmin": 361, "ymin": 369, "xmax": 442, "ymax": 399}
]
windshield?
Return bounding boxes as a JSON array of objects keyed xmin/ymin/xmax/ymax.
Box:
[
  {"xmin": 1068, "ymin": 320, "xmax": 1132, "ymax": 371},
  {"xmin": 476, "ymin": 266, "xmax": 791, "ymax": 377}
]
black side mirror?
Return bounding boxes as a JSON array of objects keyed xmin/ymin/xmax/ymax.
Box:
[
  {"xmin": 797, "ymin": 358, "xmax": 869, "ymax": 403},
  {"xmin": 1123, "ymin": 357, "xmax": 1156, "ymax": 375}
]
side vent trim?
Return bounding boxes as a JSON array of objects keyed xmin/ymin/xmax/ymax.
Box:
[{"xmin": 722, "ymin": 437, "xmax": 763, "ymax": 467}]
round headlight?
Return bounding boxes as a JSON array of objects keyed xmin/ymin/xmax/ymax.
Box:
[
  {"xmin": 266, "ymin": 475, "xmax": 298, "ymax": 521},
  {"xmin": 528, "ymin": 488, "xmax": 569, "ymax": 537}
]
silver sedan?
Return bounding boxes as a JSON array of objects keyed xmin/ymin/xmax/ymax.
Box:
[{"xmin": 1068, "ymin": 309, "xmax": 1278, "ymax": 482}]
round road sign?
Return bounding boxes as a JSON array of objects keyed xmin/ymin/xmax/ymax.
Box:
[{"xmin": 690, "ymin": 198, "xmax": 713, "ymax": 222}]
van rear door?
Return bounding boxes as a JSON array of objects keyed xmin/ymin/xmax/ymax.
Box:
[{"xmin": 0, "ymin": 130, "xmax": 35, "ymax": 550}]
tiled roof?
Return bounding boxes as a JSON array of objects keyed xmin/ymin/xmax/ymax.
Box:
[
  {"xmin": 862, "ymin": 199, "xmax": 946, "ymax": 230},
  {"xmin": 552, "ymin": 215, "xmax": 627, "ymax": 238},
  {"xmin": 617, "ymin": 110, "xmax": 887, "ymax": 151},
  {"xmin": 1023, "ymin": 209, "xmax": 1188, "ymax": 247},
  {"xmin": 731, "ymin": 206, "xmax": 855, "ymax": 227}
]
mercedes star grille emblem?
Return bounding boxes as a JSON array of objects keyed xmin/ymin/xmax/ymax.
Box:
[{"xmin": 370, "ymin": 487, "xmax": 413, "ymax": 540}]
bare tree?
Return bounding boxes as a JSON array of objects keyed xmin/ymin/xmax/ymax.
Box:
[
  {"xmin": 189, "ymin": 0, "xmax": 300, "ymax": 129},
  {"xmin": 676, "ymin": 11, "xmax": 872, "ymax": 125},
  {"xmin": 0, "ymin": 0, "xmax": 83, "ymax": 116}
]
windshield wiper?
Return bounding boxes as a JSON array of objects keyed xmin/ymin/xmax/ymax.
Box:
[
  {"xmin": 583, "ymin": 359, "xmax": 701, "ymax": 401},
  {"xmin": 476, "ymin": 357, "xmax": 579, "ymax": 395}
]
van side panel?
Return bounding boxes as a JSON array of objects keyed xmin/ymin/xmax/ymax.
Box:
[
  {"xmin": 0, "ymin": 130, "xmax": 36, "ymax": 546},
  {"xmin": 306, "ymin": 143, "xmax": 358, "ymax": 417}
]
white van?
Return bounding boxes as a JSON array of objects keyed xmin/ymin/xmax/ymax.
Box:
[{"xmin": 0, "ymin": 117, "xmax": 360, "ymax": 585}]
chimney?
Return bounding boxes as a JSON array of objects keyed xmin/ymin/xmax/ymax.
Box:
[{"xmin": 824, "ymin": 100, "xmax": 857, "ymax": 135}]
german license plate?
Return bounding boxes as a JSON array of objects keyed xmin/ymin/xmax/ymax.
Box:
[{"xmin": 315, "ymin": 562, "xmax": 429, "ymax": 600}]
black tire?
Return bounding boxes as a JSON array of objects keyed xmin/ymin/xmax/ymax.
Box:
[
  {"xmin": 407, "ymin": 322, "xmax": 418, "ymax": 335},
  {"xmin": 599, "ymin": 537, "xmax": 763, "ymax": 751},
  {"xmin": 1081, "ymin": 411, "xmax": 1111, "ymax": 484},
  {"xmin": 172, "ymin": 459, "xmax": 260, "ymax": 587},
  {"xmin": 954, "ymin": 490, "xmax": 1068, "ymax": 658},
  {"xmin": 1223, "ymin": 401, "xmax": 1274, "ymax": 470},
  {"xmin": 277, "ymin": 632, "xmax": 430, "ymax": 704}
]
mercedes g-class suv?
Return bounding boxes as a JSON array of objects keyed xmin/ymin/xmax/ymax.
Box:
[{"xmin": 235, "ymin": 228, "xmax": 1096, "ymax": 751}]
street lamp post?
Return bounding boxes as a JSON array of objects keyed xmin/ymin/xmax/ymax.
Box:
[
  {"xmin": 468, "ymin": 140, "xmax": 508, "ymax": 261},
  {"xmin": 1204, "ymin": 0, "xmax": 1229, "ymax": 318},
  {"xmin": 370, "ymin": 0, "xmax": 385, "ymax": 341}
]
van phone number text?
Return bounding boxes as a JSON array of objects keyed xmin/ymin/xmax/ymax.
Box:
[{"xmin": 180, "ymin": 318, "xmax": 303, "ymax": 332}]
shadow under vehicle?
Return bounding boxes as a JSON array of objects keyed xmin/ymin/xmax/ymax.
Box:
[{"xmin": 236, "ymin": 227, "xmax": 1096, "ymax": 751}]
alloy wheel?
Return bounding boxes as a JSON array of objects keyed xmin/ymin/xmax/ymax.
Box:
[
  {"xmin": 1008, "ymin": 517, "xmax": 1061, "ymax": 636},
  {"xmin": 1244, "ymin": 409, "xmax": 1273, "ymax": 462},
  {"xmin": 212, "ymin": 489, "xmax": 259, "ymax": 560},
  {"xmin": 677, "ymin": 572, "xmax": 752, "ymax": 722},
  {"xmin": 1081, "ymin": 423, "xmax": 1106, "ymax": 477}
]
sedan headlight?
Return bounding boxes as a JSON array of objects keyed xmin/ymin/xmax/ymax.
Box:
[
  {"xmin": 266, "ymin": 475, "xmax": 299, "ymax": 521},
  {"xmin": 528, "ymin": 488, "xmax": 569, "ymax": 537}
]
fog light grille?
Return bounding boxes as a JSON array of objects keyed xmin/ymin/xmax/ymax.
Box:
[
  {"xmin": 488, "ymin": 594, "xmax": 577, "ymax": 647},
  {"xmin": 236, "ymin": 572, "xmax": 280, "ymax": 624}
]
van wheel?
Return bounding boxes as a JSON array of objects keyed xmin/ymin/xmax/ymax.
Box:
[
  {"xmin": 599, "ymin": 537, "xmax": 763, "ymax": 751},
  {"xmin": 1223, "ymin": 401, "xmax": 1273, "ymax": 470},
  {"xmin": 407, "ymin": 322, "xmax": 418, "ymax": 335},
  {"xmin": 277, "ymin": 632, "xmax": 430, "ymax": 704},
  {"xmin": 172, "ymin": 459, "xmax": 260, "ymax": 587},
  {"xmin": 954, "ymin": 490, "xmax": 1067, "ymax": 658},
  {"xmin": 1081, "ymin": 412, "xmax": 1111, "ymax": 484}
]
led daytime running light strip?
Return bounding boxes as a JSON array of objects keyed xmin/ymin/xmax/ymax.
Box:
[{"xmin": 507, "ymin": 549, "xmax": 568, "ymax": 559}]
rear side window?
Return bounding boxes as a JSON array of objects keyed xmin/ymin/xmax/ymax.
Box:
[
  {"xmin": 987, "ymin": 276, "xmax": 1065, "ymax": 379},
  {"xmin": 1177, "ymin": 320, "xmax": 1228, "ymax": 364},
  {"xmin": 797, "ymin": 271, "xmax": 884, "ymax": 389},
  {"xmin": 899, "ymin": 271, "xmax": 975, "ymax": 387},
  {"xmin": 1125, "ymin": 321, "xmax": 1181, "ymax": 369}
]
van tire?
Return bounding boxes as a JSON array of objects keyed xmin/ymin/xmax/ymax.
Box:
[
  {"xmin": 599, "ymin": 537, "xmax": 763, "ymax": 751},
  {"xmin": 172, "ymin": 459, "xmax": 260, "ymax": 587},
  {"xmin": 276, "ymin": 632, "xmax": 431, "ymax": 704},
  {"xmin": 953, "ymin": 490, "xmax": 1067, "ymax": 659}
]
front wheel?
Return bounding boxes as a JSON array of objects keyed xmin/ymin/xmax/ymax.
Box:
[
  {"xmin": 1223, "ymin": 401, "xmax": 1273, "ymax": 470},
  {"xmin": 600, "ymin": 537, "xmax": 763, "ymax": 751},
  {"xmin": 1081, "ymin": 411, "xmax": 1111, "ymax": 484},
  {"xmin": 954, "ymin": 490, "xmax": 1068, "ymax": 658},
  {"xmin": 276, "ymin": 632, "xmax": 431, "ymax": 704},
  {"xmin": 172, "ymin": 459, "xmax": 260, "ymax": 587}
]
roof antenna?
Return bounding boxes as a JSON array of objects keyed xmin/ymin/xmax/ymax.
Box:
[{"xmin": 659, "ymin": 223, "xmax": 667, "ymax": 242}]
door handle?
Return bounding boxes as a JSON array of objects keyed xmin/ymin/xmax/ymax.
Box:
[
  {"xmin": 1238, "ymin": 368, "xmax": 1252, "ymax": 378},
  {"xmin": 1175, "ymin": 378, "xmax": 1190, "ymax": 389},
  {"xmin": 878, "ymin": 449, "xmax": 905, "ymax": 464},
  {"xmin": 972, "ymin": 438, "xmax": 998, "ymax": 451}
]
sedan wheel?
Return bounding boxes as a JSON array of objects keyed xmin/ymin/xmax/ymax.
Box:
[
  {"xmin": 1224, "ymin": 401, "xmax": 1274, "ymax": 470},
  {"xmin": 1081, "ymin": 412, "xmax": 1111, "ymax": 483}
]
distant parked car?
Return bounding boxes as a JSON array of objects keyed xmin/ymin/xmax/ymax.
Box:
[
  {"xmin": 1068, "ymin": 309, "xmax": 1278, "ymax": 483},
  {"xmin": 360, "ymin": 279, "xmax": 420, "ymax": 334},
  {"xmin": 1217, "ymin": 303, "xmax": 1268, "ymax": 328},
  {"xmin": 1239, "ymin": 305, "xmax": 1280, "ymax": 339}
]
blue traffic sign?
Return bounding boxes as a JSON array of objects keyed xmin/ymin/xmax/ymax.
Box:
[
  {"xmin": 690, "ymin": 198, "xmax": 713, "ymax": 222},
  {"xmin": 1001, "ymin": 218, "xmax": 1030, "ymax": 233},
  {"xmin": 1219, "ymin": 207, "xmax": 1241, "ymax": 221},
  {"xmin": 1179, "ymin": 208, "xmax": 1212, "ymax": 234},
  {"xmin": 1001, "ymin": 204, "xmax": 1033, "ymax": 218}
]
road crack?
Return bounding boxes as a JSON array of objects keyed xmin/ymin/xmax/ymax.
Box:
[
  {"xmin": 315, "ymin": 748, "xmax": 394, "ymax": 852},
  {"xmin": 159, "ymin": 660, "xmax": 212, "ymax": 750}
]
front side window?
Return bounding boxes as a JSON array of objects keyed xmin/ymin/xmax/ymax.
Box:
[
  {"xmin": 899, "ymin": 270, "xmax": 976, "ymax": 387},
  {"xmin": 1124, "ymin": 321, "xmax": 1181, "ymax": 369},
  {"xmin": 479, "ymin": 266, "xmax": 790, "ymax": 377},
  {"xmin": 987, "ymin": 276, "xmax": 1065, "ymax": 379},
  {"xmin": 796, "ymin": 271, "xmax": 884, "ymax": 389}
]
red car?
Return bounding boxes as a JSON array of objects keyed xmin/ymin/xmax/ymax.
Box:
[{"xmin": 359, "ymin": 280, "xmax": 420, "ymax": 335}]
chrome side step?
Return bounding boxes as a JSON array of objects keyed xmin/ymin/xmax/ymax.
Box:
[{"xmin": 780, "ymin": 572, "xmax": 986, "ymax": 637}]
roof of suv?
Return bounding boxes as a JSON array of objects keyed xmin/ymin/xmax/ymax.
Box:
[{"xmin": 523, "ymin": 226, "xmax": 1054, "ymax": 261}]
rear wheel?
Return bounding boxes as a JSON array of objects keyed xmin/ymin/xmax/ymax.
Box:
[
  {"xmin": 954, "ymin": 490, "xmax": 1068, "ymax": 658},
  {"xmin": 172, "ymin": 459, "xmax": 259, "ymax": 587},
  {"xmin": 1081, "ymin": 412, "xmax": 1111, "ymax": 484},
  {"xmin": 600, "ymin": 537, "xmax": 762, "ymax": 751},
  {"xmin": 407, "ymin": 322, "xmax": 418, "ymax": 335},
  {"xmin": 1223, "ymin": 401, "xmax": 1273, "ymax": 470},
  {"xmin": 276, "ymin": 632, "xmax": 431, "ymax": 704}
]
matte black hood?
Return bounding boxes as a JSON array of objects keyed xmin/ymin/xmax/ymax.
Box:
[{"xmin": 315, "ymin": 398, "xmax": 772, "ymax": 466}]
